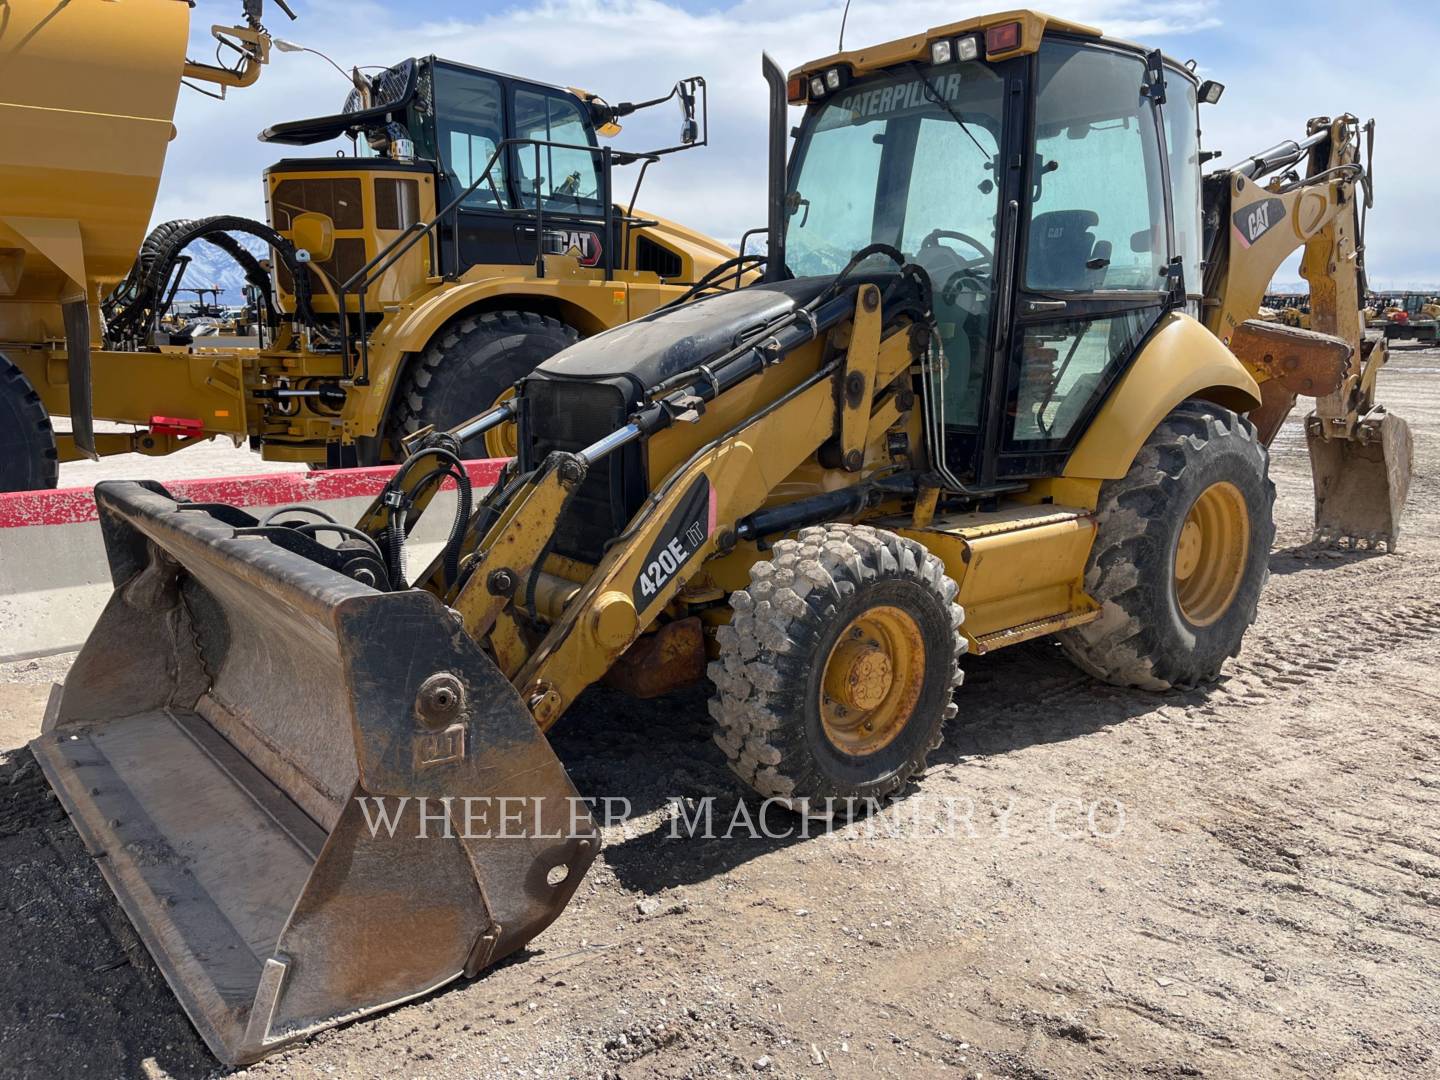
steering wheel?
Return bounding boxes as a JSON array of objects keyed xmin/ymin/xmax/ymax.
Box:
[
  {"xmin": 918, "ymin": 231, "xmax": 994, "ymax": 309},
  {"xmin": 920, "ymin": 228, "xmax": 993, "ymax": 262}
]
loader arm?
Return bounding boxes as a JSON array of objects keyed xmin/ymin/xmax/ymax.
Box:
[{"xmin": 453, "ymin": 286, "xmax": 902, "ymax": 725}]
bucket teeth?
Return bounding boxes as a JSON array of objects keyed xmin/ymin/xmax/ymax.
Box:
[{"xmin": 1306, "ymin": 409, "xmax": 1412, "ymax": 555}]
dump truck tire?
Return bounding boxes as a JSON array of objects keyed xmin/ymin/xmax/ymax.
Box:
[
  {"xmin": 1059, "ymin": 399, "xmax": 1275, "ymax": 690},
  {"xmin": 394, "ymin": 311, "xmax": 578, "ymax": 457},
  {"xmin": 709, "ymin": 524, "xmax": 964, "ymax": 815},
  {"xmin": 0, "ymin": 353, "xmax": 59, "ymax": 492}
]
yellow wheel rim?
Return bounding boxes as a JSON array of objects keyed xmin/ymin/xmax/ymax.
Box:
[
  {"xmin": 819, "ymin": 605, "xmax": 926, "ymax": 755},
  {"xmin": 483, "ymin": 386, "xmax": 519, "ymax": 458},
  {"xmin": 1174, "ymin": 480, "xmax": 1249, "ymax": 627}
]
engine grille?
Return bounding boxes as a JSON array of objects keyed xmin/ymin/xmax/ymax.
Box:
[{"xmin": 522, "ymin": 378, "xmax": 646, "ymax": 563}]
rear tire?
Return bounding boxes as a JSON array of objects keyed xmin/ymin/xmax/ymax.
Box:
[
  {"xmin": 1058, "ymin": 399, "xmax": 1274, "ymax": 690},
  {"xmin": 0, "ymin": 354, "xmax": 59, "ymax": 492},
  {"xmin": 391, "ymin": 311, "xmax": 578, "ymax": 458},
  {"xmin": 709, "ymin": 524, "xmax": 965, "ymax": 815}
]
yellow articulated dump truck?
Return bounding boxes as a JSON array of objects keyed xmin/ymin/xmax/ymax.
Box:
[
  {"xmin": 27, "ymin": 6, "xmax": 1412, "ymax": 1066},
  {"xmin": 0, "ymin": 0, "xmax": 741, "ymax": 491}
]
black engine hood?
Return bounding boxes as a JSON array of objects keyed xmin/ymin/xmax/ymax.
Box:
[{"xmin": 528, "ymin": 278, "xmax": 834, "ymax": 401}]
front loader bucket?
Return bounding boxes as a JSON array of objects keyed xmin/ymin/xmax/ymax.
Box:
[
  {"xmin": 30, "ymin": 481, "xmax": 598, "ymax": 1064},
  {"xmin": 1307, "ymin": 409, "xmax": 1414, "ymax": 550}
]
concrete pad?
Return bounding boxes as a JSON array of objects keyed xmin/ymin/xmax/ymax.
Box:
[
  {"xmin": 0, "ymin": 683, "xmax": 51, "ymax": 751},
  {"xmin": 0, "ymin": 461, "xmax": 503, "ymax": 662}
]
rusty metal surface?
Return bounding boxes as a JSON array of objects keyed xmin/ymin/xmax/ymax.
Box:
[
  {"xmin": 602, "ymin": 616, "xmax": 707, "ymax": 698},
  {"xmin": 1229, "ymin": 319, "xmax": 1350, "ymax": 445},
  {"xmin": 1307, "ymin": 410, "xmax": 1413, "ymax": 551},
  {"xmin": 31, "ymin": 480, "xmax": 599, "ymax": 1064}
]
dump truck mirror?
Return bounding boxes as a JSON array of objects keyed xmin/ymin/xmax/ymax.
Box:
[
  {"xmin": 1130, "ymin": 228, "xmax": 1152, "ymax": 253},
  {"xmin": 677, "ymin": 80, "xmax": 699, "ymax": 145},
  {"xmin": 291, "ymin": 211, "xmax": 334, "ymax": 263}
]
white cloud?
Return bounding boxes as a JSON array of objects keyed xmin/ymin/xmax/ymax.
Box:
[
  {"xmin": 161, "ymin": 0, "xmax": 1219, "ymax": 238},
  {"xmin": 159, "ymin": 0, "xmax": 1434, "ymax": 285}
]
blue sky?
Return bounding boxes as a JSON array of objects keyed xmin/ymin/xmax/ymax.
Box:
[{"xmin": 161, "ymin": 0, "xmax": 1440, "ymax": 286}]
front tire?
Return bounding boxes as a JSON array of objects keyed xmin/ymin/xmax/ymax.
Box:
[
  {"xmin": 1, "ymin": 354, "xmax": 59, "ymax": 492},
  {"xmin": 392, "ymin": 311, "xmax": 578, "ymax": 458},
  {"xmin": 1059, "ymin": 399, "xmax": 1275, "ymax": 690},
  {"xmin": 709, "ymin": 524, "xmax": 965, "ymax": 814}
]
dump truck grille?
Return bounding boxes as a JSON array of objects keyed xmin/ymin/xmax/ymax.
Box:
[
  {"xmin": 270, "ymin": 177, "xmax": 364, "ymax": 230},
  {"xmin": 274, "ymin": 237, "xmax": 367, "ymax": 296},
  {"xmin": 634, "ymin": 235, "xmax": 683, "ymax": 279}
]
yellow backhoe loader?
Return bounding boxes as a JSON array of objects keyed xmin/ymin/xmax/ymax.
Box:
[
  {"xmin": 31, "ymin": 9, "xmax": 1412, "ymax": 1064},
  {"xmin": 0, "ymin": 0, "xmax": 741, "ymax": 491}
]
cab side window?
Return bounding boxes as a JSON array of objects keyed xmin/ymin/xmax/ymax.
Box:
[
  {"xmin": 1163, "ymin": 79, "xmax": 1203, "ymax": 302},
  {"xmin": 512, "ymin": 90, "xmax": 603, "ymax": 213},
  {"xmin": 1026, "ymin": 44, "xmax": 1168, "ymax": 292}
]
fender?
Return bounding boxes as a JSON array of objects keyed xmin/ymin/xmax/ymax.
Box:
[
  {"xmin": 377, "ymin": 272, "xmax": 619, "ymax": 355},
  {"xmin": 1064, "ymin": 312, "xmax": 1261, "ymax": 481}
]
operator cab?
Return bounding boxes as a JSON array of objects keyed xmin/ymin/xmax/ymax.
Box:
[
  {"xmin": 783, "ymin": 20, "xmax": 1206, "ymax": 486},
  {"xmin": 261, "ymin": 57, "xmax": 624, "ymax": 282}
]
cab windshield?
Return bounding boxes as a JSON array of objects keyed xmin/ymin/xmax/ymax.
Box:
[{"xmin": 786, "ymin": 61, "xmax": 1005, "ymax": 427}]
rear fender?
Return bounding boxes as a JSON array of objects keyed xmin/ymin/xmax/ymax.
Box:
[{"xmin": 1064, "ymin": 312, "xmax": 1261, "ymax": 481}]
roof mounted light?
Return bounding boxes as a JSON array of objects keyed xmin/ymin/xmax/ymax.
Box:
[
  {"xmin": 809, "ymin": 75, "xmax": 827, "ymax": 98},
  {"xmin": 930, "ymin": 39, "xmax": 953, "ymax": 65},
  {"xmin": 824, "ymin": 67, "xmax": 843, "ymax": 90},
  {"xmin": 1198, "ymin": 79, "xmax": 1225, "ymax": 105},
  {"xmin": 786, "ymin": 75, "xmax": 806, "ymax": 104},
  {"xmin": 956, "ymin": 35, "xmax": 981, "ymax": 62},
  {"xmin": 984, "ymin": 21, "xmax": 1022, "ymax": 56}
]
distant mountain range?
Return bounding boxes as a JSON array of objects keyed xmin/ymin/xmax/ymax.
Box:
[{"xmin": 168, "ymin": 233, "xmax": 269, "ymax": 305}]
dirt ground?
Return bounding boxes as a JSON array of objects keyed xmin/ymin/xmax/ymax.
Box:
[{"xmin": 2, "ymin": 350, "xmax": 1438, "ymax": 1079}]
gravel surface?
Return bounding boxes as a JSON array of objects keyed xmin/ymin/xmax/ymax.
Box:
[{"xmin": 2, "ymin": 349, "xmax": 1437, "ymax": 1079}]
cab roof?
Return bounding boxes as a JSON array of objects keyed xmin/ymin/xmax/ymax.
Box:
[{"xmin": 789, "ymin": 8, "xmax": 1195, "ymax": 85}]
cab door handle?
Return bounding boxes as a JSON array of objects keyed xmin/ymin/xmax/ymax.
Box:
[{"xmin": 1022, "ymin": 300, "xmax": 1068, "ymax": 315}]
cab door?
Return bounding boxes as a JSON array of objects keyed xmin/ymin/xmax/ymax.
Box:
[{"xmin": 987, "ymin": 40, "xmax": 1178, "ymax": 481}]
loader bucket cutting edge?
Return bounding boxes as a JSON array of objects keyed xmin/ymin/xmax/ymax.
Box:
[
  {"xmin": 1306, "ymin": 410, "xmax": 1414, "ymax": 551},
  {"xmin": 30, "ymin": 480, "xmax": 598, "ymax": 1065}
]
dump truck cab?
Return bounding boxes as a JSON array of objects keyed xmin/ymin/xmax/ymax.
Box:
[{"xmin": 260, "ymin": 57, "xmax": 712, "ymax": 309}]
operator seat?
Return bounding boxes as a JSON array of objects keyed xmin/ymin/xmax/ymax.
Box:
[{"xmin": 1028, "ymin": 210, "xmax": 1107, "ymax": 291}]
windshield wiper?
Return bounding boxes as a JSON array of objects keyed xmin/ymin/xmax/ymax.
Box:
[{"xmin": 904, "ymin": 63, "xmax": 991, "ymax": 160}]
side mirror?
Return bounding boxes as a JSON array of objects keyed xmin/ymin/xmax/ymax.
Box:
[
  {"xmin": 1130, "ymin": 228, "xmax": 1152, "ymax": 254},
  {"xmin": 291, "ymin": 211, "xmax": 335, "ymax": 263},
  {"xmin": 677, "ymin": 79, "xmax": 700, "ymax": 145}
]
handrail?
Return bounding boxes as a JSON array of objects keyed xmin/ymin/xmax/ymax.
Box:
[{"xmin": 337, "ymin": 135, "xmax": 644, "ymax": 384}]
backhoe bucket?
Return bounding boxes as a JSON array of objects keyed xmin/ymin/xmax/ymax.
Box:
[
  {"xmin": 30, "ymin": 481, "xmax": 598, "ymax": 1065},
  {"xmin": 1306, "ymin": 408, "xmax": 1413, "ymax": 550}
]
